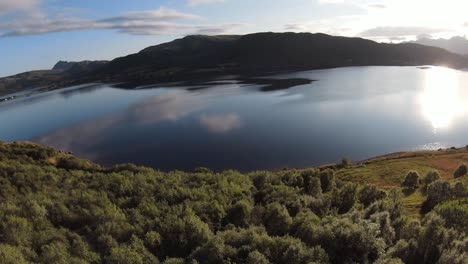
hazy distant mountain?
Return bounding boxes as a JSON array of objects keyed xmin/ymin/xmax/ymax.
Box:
[
  {"xmin": 2, "ymin": 32, "xmax": 468, "ymax": 96},
  {"xmin": 409, "ymin": 36, "xmax": 468, "ymax": 55}
]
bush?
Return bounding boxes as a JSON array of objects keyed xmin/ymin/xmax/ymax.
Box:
[
  {"xmin": 401, "ymin": 171, "xmax": 420, "ymax": 190},
  {"xmin": 453, "ymin": 164, "xmax": 467, "ymax": 178},
  {"xmin": 421, "ymin": 170, "xmax": 440, "ymax": 191}
]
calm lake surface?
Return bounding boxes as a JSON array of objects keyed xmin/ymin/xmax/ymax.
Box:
[{"xmin": 1, "ymin": 66, "xmax": 468, "ymax": 171}]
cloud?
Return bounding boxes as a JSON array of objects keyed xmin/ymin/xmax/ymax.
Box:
[
  {"xmin": 368, "ymin": 4, "xmax": 386, "ymax": 9},
  {"xmin": 199, "ymin": 113, "xmax": 241, "ymax": 133},
  {"xmin": 187, "ymin": 0, "xmax": 225, "ymax": 7},
  {"xmin": 0, "ymin": 7, "xmax": 242, "ymax": 37},
  {"xmin": 360, "ymin": 26, "xmax": 447, "ymax": 37},
  {"xmin": 317, "ymin": 0, "xmax": 345, "ymax": 4},
  {"xmin": 284, "ymin": 18, "xmax": 354, "ymax": 35},
  {"xmin": 100, "ymin": 8, "xmax": 200, "ymax": 22},
  {"xmin": 0, "ymin": 0, "xmax": 40, "ymax": 14},
  {"xmin": 464, "ymin": 22, "xmax": 468, "ymax": 27}
]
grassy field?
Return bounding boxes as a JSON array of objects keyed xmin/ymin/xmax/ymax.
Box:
[{"xmin": 330, "ymin": 147, "xmax": 468, "ymax": 217}]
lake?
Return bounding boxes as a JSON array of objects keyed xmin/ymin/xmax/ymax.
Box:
[{"xmin": 1, "ymin": 66, "xmax": 468, "ymax": 171}]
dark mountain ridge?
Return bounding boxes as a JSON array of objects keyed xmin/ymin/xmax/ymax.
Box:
[
  {"xmin": 92, "ymin": 32, "xmax": 468, "ymax": 84},
  {"xmin": 2, "ymin": 32, "xmax": 468, "ymax": 96}
]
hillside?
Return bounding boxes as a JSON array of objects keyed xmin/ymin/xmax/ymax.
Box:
[
  {"xmin": 409, "ymin": 36, "xmax": 468, "ymax": 56},
  {"xmin": 0, "ymin": 141, "xmax": 466, "ymax": 263},
  {"xmin": 2, "ymin": 32, "xmax": 468, "ymax": 97},
  {"xmin": 0, "ymin": 60, "xmax": 108, "ymax": 97}
]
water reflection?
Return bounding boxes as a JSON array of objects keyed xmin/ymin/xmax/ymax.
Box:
[
  {"xmin": 199, "ymin": 113, "xmax": 241, "ymax": 133},
  {"xmin": 421, "ymin": 67, "xmax": 465, "ymax": 130},
  {"xmin": 2, "ymin": 66, "xmax": 468, "ymax": 171}
]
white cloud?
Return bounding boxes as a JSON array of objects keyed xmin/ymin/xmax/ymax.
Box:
[
  {"xmin": 360, "ymin": 26, "xmax": 448, "ymax": 38},
  {"xmin": 187, "ymin": 0, "xmax": 225, "ymax": 7},
  {"xmin": 0, "ymin": 0, "xmax": 40, "ymax": 14},
  {"xmin": 368, "ymin": 4, "xmax": 385, "ymax": 9},
  {"xmin": 0, "ymin": 7, "xmax": 242, "ymax": 37}
]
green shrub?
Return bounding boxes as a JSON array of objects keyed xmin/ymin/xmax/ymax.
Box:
[{"xmin": 453, "ymin": 164, "xmax": 467, "ymax": 178}]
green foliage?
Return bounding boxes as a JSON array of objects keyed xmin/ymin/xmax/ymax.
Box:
[
  {"xmin": 421, "ymin": 170, "xmax": 441, "ymax": 192},
  {"xmin": 331, "ymin": 183, "xmax": 357, "ymax": 213},
  {"xmin": 0, "ymin": 142, "xmax": 466, "ymax": 264},
  {"xmin": 358, "ymin": 184, "xmax": 387, "ymax": 207},
  {"xmin": 433, "ymin": 199, "xmax": 468, "ymax": 233}
]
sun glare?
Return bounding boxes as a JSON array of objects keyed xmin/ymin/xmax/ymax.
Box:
[{"xmin": 420, "ymin": 67, "xmax": 465, "ymax": 130}]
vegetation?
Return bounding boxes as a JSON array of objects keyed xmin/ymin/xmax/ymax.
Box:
[
  {"xmin": 0, "ymin": 142, "xmax": 467, "ymax": 264},
  {"xmin": 454, "ymin": 164, "xmax": 467, "ymax": 178}
]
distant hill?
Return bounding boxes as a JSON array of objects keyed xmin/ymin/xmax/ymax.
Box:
[
  {"xmin": 0, "ymin": 60, "xmax": 108, "ymax": 97},
  {"xmin": 409, "ymin": 36, "xmax": 468, "ymax": 56},
  {"xmin": 2, "ymin": 32, "xmax": 468, "ymax": 96},
  {"xmin": 53, "ymin": 60, "xmax": 108, "ymax": 72}
]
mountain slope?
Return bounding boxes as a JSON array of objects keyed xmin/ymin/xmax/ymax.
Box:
[{"xmin": 409, "ymin": 36, "xmax": 468, "ymax": 55}]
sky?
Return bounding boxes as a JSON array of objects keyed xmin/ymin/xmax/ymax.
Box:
[{"xmin": 1, "ymin": 0, "xmax": 468, "ymax": 77}]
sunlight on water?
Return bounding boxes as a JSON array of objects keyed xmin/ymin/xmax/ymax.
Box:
[{"xmin": 420, "ymin": 67, "xmax": 465, "ymax": 130}]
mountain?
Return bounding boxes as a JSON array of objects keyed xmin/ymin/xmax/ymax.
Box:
[
  {"xmin": 409, "ymin": 36, "xmax": 468, "ymax": 55},
  {"xmin": 90, "ymin": 32, "xmax": 468, "ymax": 84},
  {"xmin": 53, "ymin": 60, "xmax": 108, "ymax": 72},
  {"xmin": 0, "ymin": 60, "xmax": 108, "ymax": 97},
  {"xmin": 2, "ymin": 32, "xmax": 468, "ymax": 96}
]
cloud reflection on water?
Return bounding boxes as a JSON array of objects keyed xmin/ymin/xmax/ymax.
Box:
[
  {"xmin": 199, "ymin": 113, "xmax": 241, "ymax": 133},
  {"xmin": 35, "ymin": 90, "xmax": 205, "ymax": 154}
]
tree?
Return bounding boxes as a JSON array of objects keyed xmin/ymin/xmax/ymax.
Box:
[
  {"xmin": 359, "ymin": 184, "xmax": 387, "ymax": 207},
  {"xmin": 225, "ymin": 200, "xmax": 253, "ymax": 227},
  {"xmin": 263, "ymin": 203, "xmax": 293, "ymax": 236},
  {"xmin": 246, "ymin": 251, "xmax": 270, "ymax": 264},
  {"xmin": 0, "ymin": 244, "xmax": 28, "ymax": 264}
]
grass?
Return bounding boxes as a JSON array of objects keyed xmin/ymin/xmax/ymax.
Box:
[{"xmin": 330, "ymin": 147, "xmax": 468, "ymax": 218}]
